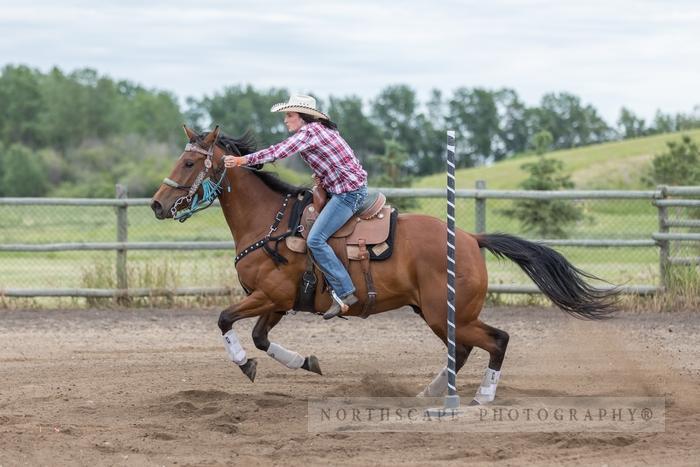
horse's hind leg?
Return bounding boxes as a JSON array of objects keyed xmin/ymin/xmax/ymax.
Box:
[
  {"xmin": 414, "ymin": 306, "xmax": 474, "ymax": 397},
  {"xmin": 417, "ymin": 342, "xmax": 473, "ymax": 397},
  {"xmin": 455, "ymin": 319, "xmax": 510, "ymax": 405},
  {"xmin": 252, "ymin": 312, "xmax": 322, "ymax": 375}
]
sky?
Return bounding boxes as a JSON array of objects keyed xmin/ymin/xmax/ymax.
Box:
[{"xmin": 1, "ymin": 0, "xmax": 699, "ymax": 124}]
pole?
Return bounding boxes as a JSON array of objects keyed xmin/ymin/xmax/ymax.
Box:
[
  {"xmin": 444, "ymin": 130, "xmax": 460, "ymax": 410},
  {"xmin": 475, "ymin": 179, "xmax": 486, "ymax": 258},
  {"xmin": 426, "ymin": 130, "xmax": 460, "ymax": 417},
  {"xmin": 656, "ymin": 185, "xmax": 670, "ymax": 290},
  {"xmin": 115, "ymin": 184, "xmax": 129, "ymax": 305}
]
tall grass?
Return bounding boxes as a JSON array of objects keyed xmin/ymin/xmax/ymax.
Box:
[{"xmin": 618, "ymin": 265, "xmax": 700, "ymax": 312}]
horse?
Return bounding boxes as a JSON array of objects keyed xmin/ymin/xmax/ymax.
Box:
[{"xmin": 150, "ymin": 126, "xmax": 617, "ymax": 404}]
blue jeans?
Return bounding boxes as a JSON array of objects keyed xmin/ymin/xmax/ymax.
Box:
[{"xmin": 307, "ymin": 185, "xmax": 368, "ymax": 298}]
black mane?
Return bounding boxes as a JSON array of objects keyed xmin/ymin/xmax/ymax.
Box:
[{"xmin": 196, "ymin": 130, "xmax": 308, "ymax": 196}]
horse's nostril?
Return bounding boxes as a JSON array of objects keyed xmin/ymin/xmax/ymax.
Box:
[{"xmin": 151, "ymin": 200, "xmax": 163, "ymax": 217}]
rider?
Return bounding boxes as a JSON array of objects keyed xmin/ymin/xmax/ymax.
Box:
[{"xmin": 223, "ymin": 94, "xmax": 368, "ymax": 319}]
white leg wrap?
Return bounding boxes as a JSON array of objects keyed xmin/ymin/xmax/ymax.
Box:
[
  {"xmin": 417, "ymin": 367, "xmax": 448, "ymax": 397},
  {"xmin": 267, "ymin": 342, "xmax": 304, "ymax": 369},
  {"xmin": 472, "ymin": 368, "xmax": 501, "ymax": 404},
  {"xmin": 223, "ymin": 329, "xmax": 247, "ymax": 366}
]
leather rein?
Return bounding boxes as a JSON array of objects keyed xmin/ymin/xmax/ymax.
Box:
[
  {"xmin": 162, "ymin": 140, "xmax": 238, "ymax": 222},
  {"xmin": 163, "ymin": 139, "xmax": 303, "ymax": 266}
]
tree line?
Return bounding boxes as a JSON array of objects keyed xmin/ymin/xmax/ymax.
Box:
[{"xmin": 1, "ymin": 64, "xmax": 699, "ymax": 197}]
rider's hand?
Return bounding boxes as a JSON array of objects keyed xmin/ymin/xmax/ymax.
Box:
[{"xmin": 223, "ymin": 155, "xmax": 248, "ymax": 168}]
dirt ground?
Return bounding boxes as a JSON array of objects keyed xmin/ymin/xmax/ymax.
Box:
[{"xmin": 1, "ymin": 306, "xmax": 699, "ymax": 466}]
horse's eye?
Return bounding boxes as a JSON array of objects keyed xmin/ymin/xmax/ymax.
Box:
[{"xmin": 185, "ymin": 160, "xmax": 195, "ymax": 168}]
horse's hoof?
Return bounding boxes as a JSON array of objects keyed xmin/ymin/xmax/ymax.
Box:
[
  {"xmin": 240, "ymin": 358, "xmax": 257, "ymax": 382},
  {"xmin": 305, "ymin": 355, "xmax": 323, "ymax": 375},
  {"xmin": 468, "ymin": 399, "xmax": 481, "ymax": 406}
]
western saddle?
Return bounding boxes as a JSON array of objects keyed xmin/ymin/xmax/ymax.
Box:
[{"xmin": 285, "ymin": 186, "xmax": 394, "ymax": 318}]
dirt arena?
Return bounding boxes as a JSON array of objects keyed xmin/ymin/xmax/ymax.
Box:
[{"xmin": 1, "ymin": 306, "xmax": 698, "ymax": 466}]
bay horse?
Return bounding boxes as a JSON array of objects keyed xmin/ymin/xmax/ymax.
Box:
[{"xmin": 150, "ymin": 126, "xmax": 616, "ymax": 404}]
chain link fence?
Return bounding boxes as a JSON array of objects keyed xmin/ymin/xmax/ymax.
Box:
[{"xmin": 1, "ymin": 185, "xmax": 698, "ymax": 306}]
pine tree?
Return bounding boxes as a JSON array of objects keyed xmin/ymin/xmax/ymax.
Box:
[
  {"xmin": 644, "ymin": 135, "xmax": 700, "ymax": 186},
  {"xmin": 503, "ymin": 156, "xmax": 583, "ymax": 238}
]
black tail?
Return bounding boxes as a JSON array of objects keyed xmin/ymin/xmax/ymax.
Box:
[{"xmin": 476, "ymin": 233, "xmax": 618, "ymax": 320}]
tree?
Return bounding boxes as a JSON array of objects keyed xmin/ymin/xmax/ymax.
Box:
[
  {"xmin": 617, "ymin": 107, "xmax": 646, "ymax": 139},
  {"xmin": 675, "ymin": 106, "xmax": 700, "ymax": 131},
  {"xmin": 327, "ymin": 95, "xmax": 383, "ymax": 169},
  {"xmin": 644, "ymin": 135, "xmax": 700, "ymax": 186},
  {"xmin": 412, "ymin": 89, "xmax": 449, "ymax": 175},
  {"xmin": 369, "ymin": 140, "xmax": 416, "ymax": 210},
  {"xmin": 0, "ymin": 65, "xmax": 44, "ymax": 147},
  {"xmin": 195, "ymin": 85, "xmax": 289, "ymax": 147},
  {"xmin": 531, "ymin": 130, "xmax": 553, "ymax": 155},
  {"xmin": 447, "ymin": 87, "xmax": 502, "ymax": 166},
  {"xmin": 502, "ymin": 156, "xmax": 583, "ymax": 238},
  {"xmin": 122, "ymin": 89, "xmax": 183, "ymax": 144},
  {"xmin": 0, "ymin": 144, "xmax": 49, "ymax": 196},
  {"xmin": 0, "ymin": 142, "xmax": 4, "ymax": 196},
  {"xmin": 39, "ymin": 67, "xmax": 91, "ymax": 151},
  {"xmin": 651, "ymin": 110, "xmax": 676, "ymax": 133},
  {"xmin": 528, "ymin": 93, "xmax": 612, "ymax": 149},
  {"xmin": 495, "ymin": 88, "xmax": 530, "ymax": 156},
  {"xmin": 371, "ymin": 85, "xmax": 438, "ymax": 174}
]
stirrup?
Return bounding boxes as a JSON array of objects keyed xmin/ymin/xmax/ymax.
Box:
[{"xmin": 323, "ymin": 292, "xmax": 358, "ymax": 320}]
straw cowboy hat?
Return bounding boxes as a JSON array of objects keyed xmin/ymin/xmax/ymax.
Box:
[{"xmin": 270, "ymin": 94, "xmax": 330, "ymax": 120}]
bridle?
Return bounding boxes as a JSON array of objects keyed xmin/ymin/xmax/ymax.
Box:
[
  {"xmin": 161, "ymin": 136, "xmax": 304, "ymax": 267},
  {"xmin": 162, "ymin": 140, "xmax": 236, "ymax": 222}
]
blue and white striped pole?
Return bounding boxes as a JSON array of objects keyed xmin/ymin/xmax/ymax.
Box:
[
  {"xmin": 426, "ymin": 130, "xmax": 460, "ymax": 417},
  {"xmin": 444, "ymin": 130, "xmax": 460, "ymax": 410}
]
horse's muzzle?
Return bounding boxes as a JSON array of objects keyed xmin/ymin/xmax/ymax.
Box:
[{"xmin": 151, "ymin": 200, "xmax": 166, "ymax": 219}]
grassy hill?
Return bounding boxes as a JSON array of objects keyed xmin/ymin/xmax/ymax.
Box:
[{"xmin": 415, "ymin": 129, "xmax": 700, "ymax": 190}]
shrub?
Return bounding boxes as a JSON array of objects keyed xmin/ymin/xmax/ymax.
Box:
[{"xmin": 501, "ymin": 155, "xmax": 584, "ymax": 238}]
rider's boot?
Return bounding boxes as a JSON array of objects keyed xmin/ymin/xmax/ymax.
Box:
[{"xmin": 323, "ymin": 290, "xmax": 358, "ymax": 320}]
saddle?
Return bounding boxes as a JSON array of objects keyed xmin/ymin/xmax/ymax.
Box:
[
  {"xmin": 285, "ymin": 190, "xmax": 393, "ymax": 259},
  {"xmin": 285, "ymin": 187, "xmax": 397, "ymax": 318}
]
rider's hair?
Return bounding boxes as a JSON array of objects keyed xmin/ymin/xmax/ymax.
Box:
[{"xmin": 299, "ymin": 113, "xmax": 338, "ymax": 131}]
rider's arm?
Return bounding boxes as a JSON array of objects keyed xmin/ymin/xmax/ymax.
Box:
[{"xmin": 244, "ymin": 127, "xmax": 311, "ymax": 165}]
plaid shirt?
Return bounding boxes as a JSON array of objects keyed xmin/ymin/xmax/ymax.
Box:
[{"xmin": 245, "ymin": 122, "xmax": 367, "ymax": 194}]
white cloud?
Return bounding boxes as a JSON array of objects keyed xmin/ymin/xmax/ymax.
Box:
[{"xmin": 0, "ymin": 0, "xmax": 698, "ymax": 122}]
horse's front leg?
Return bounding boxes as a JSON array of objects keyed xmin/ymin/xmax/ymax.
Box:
[
  {"xmin": 252, "ymin": 312, "xmax": 322, "ymax": 375},
  {"xmin": 217, "ymin": 291, "xmax": 279, "ymax": 382}
]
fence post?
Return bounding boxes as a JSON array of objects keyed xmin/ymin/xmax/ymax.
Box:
[
  {"xmin": 115, "ymin": 184, "xmax": 129, "ymax": 302},
  {"xmin": 656, "ymin": 185, "xmax": 670, "ymax": 290},
  {"xmin": 475, "ymin": 180, "xmax": 486, "ymax": 256}
]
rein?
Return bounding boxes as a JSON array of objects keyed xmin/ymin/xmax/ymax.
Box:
[
  {"xmin": 234, "ymin": 193, "xmax": 304, "ymax": 267},
  {"xmin": 163, "ymin": 142, "xmax": 233, "ymax": 223},
  {"xmin": 163, "ymin": 138, "xmax": 303, "ymax": 265}
]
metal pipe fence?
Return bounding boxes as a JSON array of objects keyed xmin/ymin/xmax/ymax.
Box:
[{"xmin": 1, "ymin": 184, "xmax": 699, "ymax": 300}]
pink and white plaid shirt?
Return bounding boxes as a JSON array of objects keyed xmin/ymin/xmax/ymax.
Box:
[{"xmin": 245, "ymin": 122, "xmax": 367, "ymax": 194}]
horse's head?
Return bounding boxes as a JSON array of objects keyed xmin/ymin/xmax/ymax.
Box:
[{"xmin": 151, "ymin": 125, "xmax": 229, "ymax": 221}]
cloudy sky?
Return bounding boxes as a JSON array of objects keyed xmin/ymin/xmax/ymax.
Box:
[{"xmin": 2, "ymin": 0, "xmax": 698, "ymax": 123}]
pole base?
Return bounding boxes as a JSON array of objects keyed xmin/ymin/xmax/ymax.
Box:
[{"xmin": 424, "ymin": 394, "xmax": 461, "ymax": 418}]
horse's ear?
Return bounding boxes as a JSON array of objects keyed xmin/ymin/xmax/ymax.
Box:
[
  {"xmin": 183, "ymin": 125, "xmax": 198, "ymax": 141},
  {"xmin": 201, "ymin": 126, "xmax": 220, "ymax": 148}
]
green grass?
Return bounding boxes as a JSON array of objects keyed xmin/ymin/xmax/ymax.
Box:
[
  {"xmin": 2, "ymin": 130, "xmax": 699, "ymax": 306},
  {"xmin": 0, "ymin": 198, "xmax": 663, "ymax": 292},
  {"xmin": 415, "ymin": 129, "xmax": 700, "ymax": 190}
]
